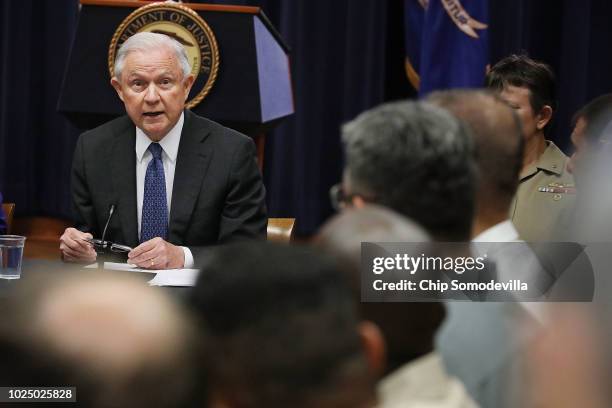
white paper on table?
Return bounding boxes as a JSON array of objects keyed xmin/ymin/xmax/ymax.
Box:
[
  {"xmin": 148, "ymin": 268, "xmax": 200, "ymax": 287},
  {"xmin": 85, "ymin": 262, "xmax": 200, "ymax": 286},
  {"xmin": 84, "ymin": 262, "xmax": 153, "ymax": 273}
]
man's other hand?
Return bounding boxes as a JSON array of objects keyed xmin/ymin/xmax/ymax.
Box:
[
  {"xmin": 60, "ymin": 227, "xmax": 97, "ymax": 263},
  {"xmin": 127, "ymin": 237, "xmax": 185, "ymax": 270}
]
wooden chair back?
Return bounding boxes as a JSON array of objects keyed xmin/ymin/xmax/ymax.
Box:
[
  {"xmin": 1, "ymin": 203, "xmax": 15, "ymax": 234},
  {"xmin": 267, "ymin": 218, "xmax": 295, "ymax": 243}
]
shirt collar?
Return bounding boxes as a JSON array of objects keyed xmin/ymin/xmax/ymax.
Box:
[
  {"xmin": 472, "ymin": 219, "xmax": 519, "ymax": 242},
  {"xmin": 520, "ymin": 140, "xmax": 564, "ymax": 179},
  {"xmin": 535, "ymin": 140, "xmax": 564, "ymax": 175},
  {"xmin": 135, "ymin": 112, "xmax": 184, "ymax": 164}
]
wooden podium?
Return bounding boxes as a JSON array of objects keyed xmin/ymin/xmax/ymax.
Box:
[{"xmin": 58, "ymin": 0, "xmax": 294, "ymax": 147}]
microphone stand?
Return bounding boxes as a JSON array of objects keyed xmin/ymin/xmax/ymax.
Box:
[{"xmin": 97, "ymin": 204, "xmax": 115, "ymax": 269}]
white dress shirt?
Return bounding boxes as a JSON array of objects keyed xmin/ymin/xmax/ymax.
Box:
[
  {"xmin": 472, "ymin": 219, "xmax": 519, "ymax": 242},
  {"xmin": 135, "ymin": 112, "xmax": 194, "ymax": 268},
  {"xmin": 377, "ymin": 352, "xmax": 478, "ymax": 408},
  {"xmin": 473, "ymin": 219, "xmax": 546, "ymax": 322}
]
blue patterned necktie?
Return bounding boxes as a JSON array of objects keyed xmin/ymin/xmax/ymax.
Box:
[{"xmin": 140, "ymin": 142, "xmax": 168, "ymax": 243}]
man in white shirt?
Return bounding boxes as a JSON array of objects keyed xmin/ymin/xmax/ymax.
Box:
[
  {"xmin": 429, "ymin": 90, "xmax": 543, "ymax": 408},
  {"xmin": 317, "ymin": 205, "xmax": 478, "ymax": 408}
]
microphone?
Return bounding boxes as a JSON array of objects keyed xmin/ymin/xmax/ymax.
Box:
[{"xmin": 101, "ymin": 204, "xmax": 116, "ymax": 244}]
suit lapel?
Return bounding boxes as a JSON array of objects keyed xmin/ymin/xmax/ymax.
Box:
[
  {"xmin": 110, "ymin": 122, "xmax": 139, "ymax": 247},
  {"xmin": 169, "ymin": 110, "xmax": 213, "ymax": 244}
]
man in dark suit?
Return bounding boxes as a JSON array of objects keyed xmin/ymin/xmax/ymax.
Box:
[{"xmin": 60, "ymin": 32, "xmax": 267, "ymax": 269}]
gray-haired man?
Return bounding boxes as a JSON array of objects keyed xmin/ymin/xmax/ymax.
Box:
[
  {"xmin": 337, "ymin": 100, "xmax": 477, "ymax": 242},
  {"xmin": 60, "ymin": 32, "xmax": 267, "ymax": 269}
]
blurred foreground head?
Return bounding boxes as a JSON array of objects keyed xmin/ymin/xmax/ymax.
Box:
[
  {"xmin": 569, "ymin": 93, "xmax": 612, "ymax": 175},
  {"xmin": 568, "ymin": 95, "xmax": 612, "ymax": 241},
  {"xmin": 190, "ymin": 241, "xmax": 378, "ymax": 408},
  {"xmin": 0, "ymin": 272, "xmax": 206, "ymax": 408},
  {"xmin": 340, "ymin": 100, "xmax": 476, "ymax": 241},
  {"xmin": 316, "ymin": 205, "xmax": 444, "ymax": 373},
  {"xmin": 428, "ymin": 89, "xmax": 524, "ymax": 236},
  {"xmin": 526, "ymin": 304, "xmax": 612, "ymax": 408}
]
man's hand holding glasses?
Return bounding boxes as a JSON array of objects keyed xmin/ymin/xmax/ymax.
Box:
[{"xmin": 59, "ymin": 227, "xmax": 97, "ymax": 263}]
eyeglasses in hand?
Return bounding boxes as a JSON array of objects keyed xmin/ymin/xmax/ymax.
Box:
[{"xmin": 83, "ymin": 238, "xmax": 132, "ymax": 254}]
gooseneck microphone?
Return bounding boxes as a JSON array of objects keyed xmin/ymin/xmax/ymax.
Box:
[{"xmin": 101, "ymin": 204, "xmax": 116, "ymax": 244}]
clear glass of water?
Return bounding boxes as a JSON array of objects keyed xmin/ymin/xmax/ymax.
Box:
[{"xmin": 0, "ymin": 235, "xmax": 26, "ymax": 279}]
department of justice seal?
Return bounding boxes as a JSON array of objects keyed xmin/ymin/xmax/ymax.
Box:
[{"xmin": 108, "ymin": 2, "xmax": 219, "ymax": 109}]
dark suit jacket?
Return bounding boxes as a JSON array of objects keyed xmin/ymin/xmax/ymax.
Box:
[{"xmin": 71, "ymin": 110, "xmax": 267, "ymax": 265}]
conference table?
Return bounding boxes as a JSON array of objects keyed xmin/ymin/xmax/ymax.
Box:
[{"xmin": 0, "ymin": 259, "xmax": 195, "ymax": 300}]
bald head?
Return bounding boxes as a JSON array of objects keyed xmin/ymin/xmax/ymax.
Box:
[
  {"xmin": 428, "ymin": 90, "xmax": 524, "ymax": 219},
  {"xmin": 316, "ymin": 204, "xmax": 429, "ymax": 269},
  {"xmin": 316, "ymin": 206, "xmax": 444, "ymax": 373},
  {"xmin": 36, "ymin": 276, "xmax": 188, "ymax": 375},
  {"xmin": 2, "ymin": 272, "xmax": 205, "ymax": 408}
]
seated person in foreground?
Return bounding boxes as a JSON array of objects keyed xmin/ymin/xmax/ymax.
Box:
[
  {"xmin": 316, "ymin": 205, "xmax": 478, "ymax": 408},
  {"xmin": 59, "ymin": 32, "xmax": 267, "ymax": 269},
  {"xmin": 428, "ymin": 89, "xmax": 541, "ymax": 408},
  {"xmin": 189, "ymin": 241, "xmax": 380, "ymax": 408},
  {"xmin": 338, "ymin": 100, "xmax": 476, "ymax": 242},
  {"xmin": 0, "ymin": 271, "xmax": 207, "ymax": 408}
]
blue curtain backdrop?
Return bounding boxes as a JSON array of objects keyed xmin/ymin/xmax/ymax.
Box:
[
  {"xmin": 0, "ymin": 0, "xmax": 80, "ymax": 221},
  {"xmin": 487, "ymin": 0, "xmax": 612, "ymax": 156},
  {"xmin": 205, "ymin": 0, "xmax": 395, "ymax": 234},
  {"xmin": 1, "ymin": 0, "xmax": 612, "ymax": 236}
]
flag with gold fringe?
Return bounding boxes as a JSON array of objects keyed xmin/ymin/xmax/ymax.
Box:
[{"xmin": 404, "ymin": 0, "xmax": 489, "ymax": 96}]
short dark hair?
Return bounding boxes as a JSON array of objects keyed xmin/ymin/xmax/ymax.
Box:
[
  {"xmin": 190, "ymin": 242, "xmax": 374, "ymax": 408},
  {"xmin": 485, "ymin": 54, "xmax": 557, "ymax": 116},
  {"xmin": 341, "ymin": 100, "xmax": 476, "ymax": 241},
  {"xmin": 573, "ymin": 93, "xmax": 612, "ymax": 144},
  {"xmin": 428, "ymin": 89, "xmax": 524, "ymax": 211}
]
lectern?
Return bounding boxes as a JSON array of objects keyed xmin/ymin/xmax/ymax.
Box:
[{"xmin": 58, "ymin": 0, "xmax": 293, "ymax": 139}]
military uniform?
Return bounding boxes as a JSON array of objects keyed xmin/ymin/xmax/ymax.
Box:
[{"xmin": 510, "ymin": 141, "xmax": 576, "ymax": 242}]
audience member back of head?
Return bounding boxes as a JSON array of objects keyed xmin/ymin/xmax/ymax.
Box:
[
  {"xmin": 427, "ymin": 89, "xmax": 524, "ymax": 238},
  {"xmin": 316, "ymin": 205, "xmax": 444, "ymax": 373},
  {"xmin": 0, "ymin": 271, "xmax": 207, "ymax": 408},
  {"xmin": 340, "ymin": 100, "xmax": 477, "ymax": 241},
  {"xmin": 190, "ymin": 241, "xmax": 378, "ymax": 408}
]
